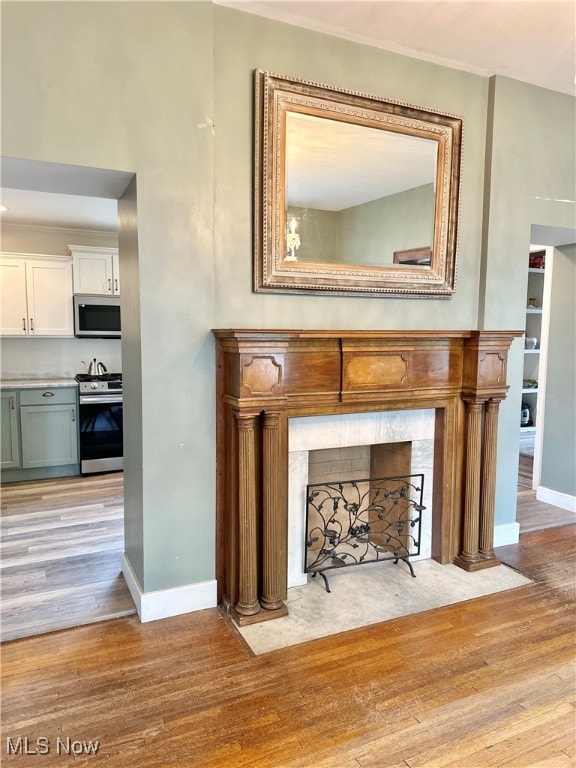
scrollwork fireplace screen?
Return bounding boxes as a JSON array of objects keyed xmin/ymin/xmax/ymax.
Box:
[{"xmin": 305, "ymin": 474, "xmax": 425, "ymax": 592}]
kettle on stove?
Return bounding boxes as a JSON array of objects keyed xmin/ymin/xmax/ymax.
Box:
[{"xmin": 82, "ymin": 358, "xmax": 107, "ymax": 376}]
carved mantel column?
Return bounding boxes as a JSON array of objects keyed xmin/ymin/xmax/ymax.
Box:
[
  {"xmin": 456, "ymin": 331, "xmax": 520, "ymax": 572},
  {"xmin": 455, "ymin": 398, "xmax": 484, "ymax": 568},
  {"xmin": 455, "ymin": 396, "xmax": 505, "ymax": 571},
  {"xmin": 479, "ymin": 398, "xmax": 502, "ymax": 562},
  {"xmin": 232, "ymin": 411, "xmax": 260, "ymax": 620},
  {"xmin": 261, "ymin": 410, "xmax": 288, "ymax": 616}
]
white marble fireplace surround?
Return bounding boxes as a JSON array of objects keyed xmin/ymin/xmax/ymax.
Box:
[{"xmin": 288, "ymin": 409, "xmax": 435, "ymax": 589}]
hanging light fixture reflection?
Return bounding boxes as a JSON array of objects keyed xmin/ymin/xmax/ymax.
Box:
[{"xmin": 285, "ymin": 217, "xmax": 301, "ymax": 261}]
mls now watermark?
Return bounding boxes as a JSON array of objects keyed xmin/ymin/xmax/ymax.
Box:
[{"xmin": 7, "ymin": 736, "xmax": 100, "ymax": 756}]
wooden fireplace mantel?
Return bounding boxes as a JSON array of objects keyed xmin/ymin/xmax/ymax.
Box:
[{"xmin": 213, "ymin": 329, "xmax": 522, "ymax": 625}]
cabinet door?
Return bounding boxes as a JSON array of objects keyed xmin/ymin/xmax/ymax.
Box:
[
  {"xmin": 21, "ymin": 404, "xmax": 78, "ymax": 468},
  {"xmin": 72, "ymin": 252, "xmax": 114, "ymax": 295},
  {"xmin": 0, "ymin": 259, "xmax": 28, "ymax": 335},
  {"xmin": 26, "ymin": 260, "xmax": 74, "ymax": 336},
  {"xmin": 0, "ymin": 392, "xmax": 21, "ymax": 469},
  {"xmin": 112, "ymin": 252, "xmax": 120, "ymax": 295}
]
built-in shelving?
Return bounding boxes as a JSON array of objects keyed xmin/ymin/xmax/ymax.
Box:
[{"xmin": 520, "ymin": 247, "xmax": 552, "ymax": 489}]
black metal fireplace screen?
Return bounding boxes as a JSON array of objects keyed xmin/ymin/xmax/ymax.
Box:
[{"xmin": 305, "ymin": 474, "xmax": 425, "ymax": 592}]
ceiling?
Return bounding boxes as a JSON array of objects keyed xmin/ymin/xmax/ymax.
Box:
[
  {"xmin": 218, "ymin": 0, "xmax": 576, "ymax": 96},
  {"xmin": 286, "ymin": 114, "xmax": 437, "ymax": 210},
  {"xmin": 0, "ymin": 188, "xmax": 119, "ymax": 232},
  {"xmin": 0, "ymin": 158, "xmax": 132, "ymax": 233},
  {"xmin": 1, "ymin": 0, "xmax": 574, "ymax": 233}
]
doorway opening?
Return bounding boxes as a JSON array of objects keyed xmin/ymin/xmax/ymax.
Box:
[
  {"xmin": 516, "ymin": 226, "xmax": 576, "ymax": 533},
  {"xmin": 0, "ymin": 157, "xmax": 137, "ymax": 641}
]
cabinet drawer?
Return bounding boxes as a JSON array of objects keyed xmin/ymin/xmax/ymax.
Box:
[{"xmin": 19, "ymin": 388, "xmax": 77, "ymax": 406}]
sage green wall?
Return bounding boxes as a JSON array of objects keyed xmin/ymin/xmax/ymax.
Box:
[
  {"xmin": 118, "ymin": 177, "xmax": 145, "ymax": 582},
  {"xmin": 288, "ymin": 184, "xmax": 433, "ymax": 266},
  {"xmin": 482, "ymin": 77, "xmax": 576, "ymax": 523},
  {"xmin": 337, "ymin": 184, "xmax": 435, "ymax": 266},
  {"xmin": 1, "ymin": 1, "xmax": 215, "ymax": 592},
  {"xmin": 541, "ymin": 245, "xmax": 576, "ymax": 496},
  {"xmin": 213, "ymin": 6, "xmax": 487, "ymax": 330},
  {"xmin": 286, "ymin": 206, "xmax": 338, "ymax": 263},
  {"xmin": 2, "ymin": 3, "xmax": 574, "ymax": 601},
  {"xmin": 0, "ymin": 224, "xmax": 118, "ymax": 255}
]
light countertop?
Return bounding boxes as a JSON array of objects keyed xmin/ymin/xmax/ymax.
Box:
[{"xmin": 1, "ymin": 378, "xmax": 78, "ymax": 390}]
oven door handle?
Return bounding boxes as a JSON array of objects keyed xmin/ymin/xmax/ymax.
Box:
[{"xmin": 79, "ymin": 395, "xmax": 123, "ymax": 405}]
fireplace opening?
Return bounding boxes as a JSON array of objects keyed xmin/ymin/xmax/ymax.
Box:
[
  {"xmin": 309, "ymin": 442, "xmax": 413, "ymax": 485},
  {"xmin": 288, "ymin": 412, "xmax": 435, "ymax": 590},
  {"xmin": 305, "ymin": 468, "xmax": 425, "ymax": 593}
]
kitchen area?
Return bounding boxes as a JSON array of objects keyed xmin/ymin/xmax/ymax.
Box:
[
  {"xmin": 0, "ymin": 201, "xmax": 135, "ymax": 641},
  {"xmin": 1, "ymin": 244, "xmax": 124, "ymax": 483}
]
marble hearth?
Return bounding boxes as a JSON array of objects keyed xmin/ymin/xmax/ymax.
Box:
[{"xmin": 213, "ymin": 329, "xmax": 522, "ymax": 626}]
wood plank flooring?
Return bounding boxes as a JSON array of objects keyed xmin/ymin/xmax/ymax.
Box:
[
  {"xmin": 1, "ymin": 524, "xmax": 574, "ymax": 767},
  {"xmin": 518, "ymin": 452, "xmax": 534, "ymax": 489},
  {"xmin": 0, "ymin": 473, "xmax": 134, "ymax": 642},
  {"xmin": 1, "ymin": 467, "xmax": 573, "ymax": 644},
  {"xmin": 517, "ymin": 489, "xmax": 576, "ymax": 533},
  {"xmin": 516, "ymin": 453, "xmax": 576, "ymax": 533}
]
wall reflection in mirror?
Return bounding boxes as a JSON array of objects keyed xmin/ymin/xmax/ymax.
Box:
[
  {"xmin": 254, "ymin": 70, "xmax": 463, "ymax": 297},
  {"xmin": 285, "ymin": 113, "xmax": 436, "ymax": 268}
]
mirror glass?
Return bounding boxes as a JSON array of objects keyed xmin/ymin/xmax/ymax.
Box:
[
  {"xmin": 254, "ymin": 70, "xmax": 463, "ymax": 297},
  {"xmin": 285, "ymin": 112, "xmax": 437, "ymax": 268}
]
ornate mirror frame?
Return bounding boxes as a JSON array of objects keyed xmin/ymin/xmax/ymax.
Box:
[{"xmin": 253, "ymin": 70, "xmax": 463, "ymax": 298}]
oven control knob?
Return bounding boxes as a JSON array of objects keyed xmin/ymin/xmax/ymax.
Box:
[{"xmin": 90, "ymin": 382, "xmax": 99, "ymax": 390}]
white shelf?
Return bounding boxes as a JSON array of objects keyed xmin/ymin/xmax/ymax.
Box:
[
  {"xmin": 523, "ymin": 246, "xmax": 553, "ymax": 488},
  {"xmin": 522, "ymin": 255, "xmax": 543, "ymax": 435}
]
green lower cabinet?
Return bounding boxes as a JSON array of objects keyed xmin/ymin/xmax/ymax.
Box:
[
  {"xmin": 1, "ymin": 386, "xmax": 80, "ymax": 481},
  {"xmin": 20, "ymin": 403, "xmax": 78, "ymax": 468},
  {"xmin": 1, "ymin": 391, "xmax": 22, "ymax": 469}
]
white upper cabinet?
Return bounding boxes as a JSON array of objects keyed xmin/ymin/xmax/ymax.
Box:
[
  {"xmin": 0, "ymin": 255, "xmax": 74, "ymax": 337},
  {"xmin": 69, "ymin": 245, "xmax": 120, "ymax": 295},
  {"xmin": 0, "ymin": 259, "xmax": 28, "ymax": 335}
]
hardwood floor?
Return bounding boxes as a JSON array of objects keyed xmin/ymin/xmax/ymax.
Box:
[
  {"xmin": 517, "ymin": 489, "xmax": 576, "ymax": 533},
  {"xmin": 518, "ymin": 452, "xmax": 534, "ymax": 489},
  {"xmin": 1, "ymin": 467, "xmax": 573, "ymax": 644},
  {"xmin": 0, "ymin": 473, "xmax": 134, "ymax": 642},
  {"xmin": 1, "ymin": 523, "xmax": 574, "ymax": 767},
  {"xmin": 516, "ymin": 453, "xmax": 576, "ymax": 533}
]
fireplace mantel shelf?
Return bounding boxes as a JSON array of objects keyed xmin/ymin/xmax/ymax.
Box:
[
  {"xmin": 214, "ymin": 328, "xmax": 518, "ymax": 339},
  {"xmin": 214, "ymin": 329, "xmax": 523, "ymax": 625}
]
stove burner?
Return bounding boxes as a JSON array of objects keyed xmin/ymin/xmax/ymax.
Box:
[{"xmin": 76, "ymin": 373, "xmax": 122, "ymax": 383}]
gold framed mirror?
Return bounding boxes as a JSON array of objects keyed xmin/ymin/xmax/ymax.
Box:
[{"xmin": 253, "ymin": 70, "xmax": 463, "ymax": 297}]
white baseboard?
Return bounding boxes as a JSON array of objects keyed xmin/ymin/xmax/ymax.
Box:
[
  {"xmin": 122, "ymin": 554, "xmax": 217, "ymax": 623},
  {"xmin": 494, "ymin": 522, "xmax": 520, "ymax": 547},
  {"xmin": 536, "ymin": 486, "xmax": 576, "ymax": 513}
]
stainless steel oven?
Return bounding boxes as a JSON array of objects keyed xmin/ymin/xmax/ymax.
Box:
[{"xmin": 76, "ymin": 373, "xmax": 123, "ymax": 474}]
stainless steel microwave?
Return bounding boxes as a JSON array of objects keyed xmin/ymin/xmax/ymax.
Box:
[{"xmin": 73, "ymin": 295, "xmax": 121, "ymax": 338}]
